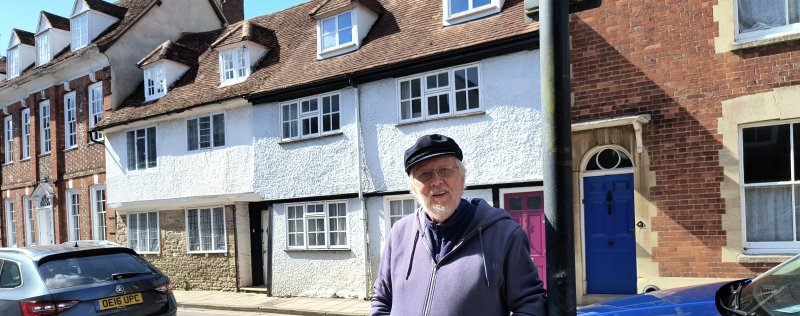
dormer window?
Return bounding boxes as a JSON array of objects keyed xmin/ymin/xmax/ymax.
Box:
[
  {"xmin": 6, "ymin": 48, "xmax": 20, "ymax": 78},
  {"xmin": 36, "ymin": 33, "xmax": 50, "ymax": 66},
  {"xmin": 443, "ymin": 0, "xmax": 504, "ymax": 26},
  {"xmin": 321, "ymin": 11, "xmax": 354, "ymax": 51},
  {"xmin": 219, "ymin": 45, "xmax": 249, "ymax": 85},
  {"xmin": 144, "ymin": 63, "xmax": 166, "ymax": 100},
  {"xmin": 71, "ymin": 13, "xmax": 89, "ymax": 50}
]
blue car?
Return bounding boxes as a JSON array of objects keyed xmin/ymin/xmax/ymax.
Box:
[
  {"xmin": 578, "ymin": 253, "xmax": 800, "ymax": 315},
  {"xmin": 0, "ymin": 241, "xmax": 176, "ymax": 316}
]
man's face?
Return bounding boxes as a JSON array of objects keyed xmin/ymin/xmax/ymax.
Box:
[{"xmin": 409, "ymin": 155, "xmax": 465, "ymax": 223}]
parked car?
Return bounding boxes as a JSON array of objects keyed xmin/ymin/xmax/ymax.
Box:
[
  {"xmin": 578, "ymin": 252, "xmax": 800, "ymax": 315},
  {"xmin": 0, "ymin": 241, "xmax": 176, "ymax": 315}
]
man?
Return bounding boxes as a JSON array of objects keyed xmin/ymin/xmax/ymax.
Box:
[{"xmin": 371, "ymin": 134, "xmax": 547, "ymax": 316}]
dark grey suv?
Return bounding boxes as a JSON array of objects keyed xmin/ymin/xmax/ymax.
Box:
[{"xmin": 0, "ymin": 241, "xmax": 176, "ymax": 315}]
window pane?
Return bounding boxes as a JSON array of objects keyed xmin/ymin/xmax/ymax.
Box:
[
  {"xmin": 745, "ymin": 186, "xmax": 793, "ymax": 242},
  {"xmin": 213, "ymin": 208, "xmax": 225, "ymax": 250},
  {"xmin": 136, "ymin": 130, "xmax": 146, "ymax": 170},
  {"xmin": 456, "ymin": 91, "xmax": 467, "ymax": 111},
  {"xmin": 455, "ymin": 69, "xmax": 466, "ymax": 89},
  {"xmin": 738, "ymin": 0, "xmax": 787, "ymax": 34},
  {"xmin": 322, "ymin": 18, "xmax": 336, "ymax": 34},
  {"xmin": 742, "ymin": 124, "xmax": 790, "ymax": 183},
  {"xmin": 791, "ymin": 0, "xmax": 800, "ymax": 24},
  {"xmin": 508, "ymin": 197, "xmax": 522, "ymax": 210},
  {"xmin": 147, "ymin": 127, "xmax": 157, "ymax": 168},
  {"xmin": 338, "ymin": 12, "xmax": 352, "ymax": 28},
  {"xmin": 200, "ymin": 209, "xmax": 212, "ymax": 250},
  {"xmin": 148, "ymin": 213, "xmax": 158, "ymax": 252},
  {"xmin": 411, "ymin": 79, "xmax": 421, "ymax": 97},
  {"xmin": 400, "ymin": 81, "xmax": 410, "ymax": 99},
  {"xmin": 187, "ymin": 119, "xmax": 198, "ymax": 151},
  {"xmin": 339, "ymin": 28, "xmax": 352, "ymax": 45},
  {"xmin": 450, "ymin": 0, "xmax": 469, "ymax": 14},
  {"xmin": 412, "ymin": 99, "xmax": 422, "ymax": 118},
  {"xmin": 199, "ymin": 116, "xmax": 211, "ymax": 148},
  {"xmin": 187, "ymin": 210, "xmax": 199, "ymax": 251},
  {"xmin": 467, "ymin": 67, "xmax": 479, "ymax": 87}
]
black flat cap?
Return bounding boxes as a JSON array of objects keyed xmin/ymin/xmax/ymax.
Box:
[{"xmin": 404, "ymin": 134, "xmax": 463, "ymax": 174}]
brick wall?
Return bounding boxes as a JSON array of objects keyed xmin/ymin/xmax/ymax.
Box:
[
  {"xmin": 116, "ymin": 206, "xmax": 238, "ymax": 291},
  {"xmin": 1, "ymin": 68, "xmax": 111, "ymax": 245},
  {"xmin": 571, "ymin": 0, "xmax": 800, "ymax": 278}
]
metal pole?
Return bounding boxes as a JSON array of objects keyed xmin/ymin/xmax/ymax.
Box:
[{"xmin": 540, "ymin": 0, "xmax": 577, "ymax": 315}]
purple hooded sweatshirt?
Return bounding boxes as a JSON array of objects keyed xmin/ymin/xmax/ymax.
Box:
[{"xmin": 371, "ymin": 198, "xmax": 547, "ymax": 316}]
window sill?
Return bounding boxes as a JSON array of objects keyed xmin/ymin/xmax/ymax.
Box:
[
  {"xmin": 737, "ymin": 254, "xmax": 794, "ymax": 264},
  {"xmin": 396, "ymin": 110, "xmax": 485, "ymax": 127},
  {"xmin": 285, "ymin": 247, "xmax": 351, "ymax": 252},
  {"xmin": 187, "ymin": 250, "xmax": 228, "ymax": 255},
  {"xmin": 318, "ymin": 42, "xmax": 358, "ymax": 59},
  {"xmin": 38, "ymin": 152, "xmax": 52, "ymax": 158},
  {"xmin": 219, "ymin": 77, "xmax": 249, "ymax": 88},
  {"xmin": 64, "ymin": 146, "xmax": 78, "ymax": 153},
  {"xmin": 732, "ymin": 32, "xmax": 800, "ymax": 51},
  {"xmin": 279, "ymin": 130, "xmax": 344, "ymax": 145},
  {"xmin": 2, "ymin": 162, "xmax": 13, "ymax": 166},
  {"xmin": 138, "ymin": 252, "xmax": 160, "ymax": 256}
]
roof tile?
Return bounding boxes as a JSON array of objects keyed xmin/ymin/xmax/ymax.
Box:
[
  {"xmin": 41, "ymin": 11, "xmax": 71, "ymax": 31},
  {"xmin": 99, "ymin": 0, "xmax": 538, "ymax": 128}
]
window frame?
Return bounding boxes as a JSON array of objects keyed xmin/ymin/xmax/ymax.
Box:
[
  {"xmin": 186, "ymin": 113, "xmax": 226, "ymax": 151},
  {"xmin": 88, "ymin": 82, "xmax": 104, "ymax": 141},
  {"xmin": 90, "ymin": 185, "xmax": 106, "ymax": 240},
  {"xmin": 280, "ymin": 92, "xmax": 341, "ymax": 141},
  {"xmin": 5, "ymin": 199, "xmax": 16, "ymax": 248},
  {"xmin": 218, "ymin": 46, "xmax": 250, "ymax": 85},
  {"xmin": 285, "ymin": 201, "xmax": 349, "ymax": 250},
  {"xmin": 443, "ymin": 0, "xmax": 503, "ymax": 26},
  {"xmin": 318, "ymin": 11, "xmax": 355, "ymax": 53},
  {"xmin": 384, "ymin": 195, "xmax": 419, "ymax": 230},
  {"xmin": 734, "ymin": 0, "xmax": 800, "ymax": 42},
  {"xmin": 23, "ymin": 196, "xmax": 34, "ymax": 246},
  {"xmin": 36, "ymin": 32, "xmax": 51, "ymax": 66},
  {"xmin": 70, "ymin": 12, "xmax": 89, "ymax": 51},
  {"xmin": 126, "ymin": 126, "xmax": 158, "ymax": 171},
  {"xmin": 39, "ymin": 100, "xmax": 51, "ymax": 154},
  {"xmin": 143, "ymin": 63, "xmax": 167, "ymax": 101},
  {"xmin": 21, "ymin": 109, "xmax": 30, "ymax": 160},
  {"xmin": 126, "ymin": 211, "xmax": 160, "ymax": 254},
  {"xmin": 739, "ymin": 120, "xmax": 800, "ymax": 253},
  {"xmin": 184, "ymin": 206, "xmax": 227, "ymax": 253},
  {"xmin": 66, "ymin": 190, "xmax": 80, "ymax": 242},
  {"xmin": 6, "ymin": 47, "xmax": 20, "ymax": 79},
  {"xmin": 4, "ymin": 116, "xmax": 13, "ymax": 164},
  {"xmin": 64, "ymin": 92, "xmax": 77, "ymax": 149},
  {"xmin": 397, "ymin": 64, "xmax": 482, "ymax": 123}
]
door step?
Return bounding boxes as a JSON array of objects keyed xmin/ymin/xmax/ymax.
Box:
[{"xmin": 239, "ymin": 285, "xmax": 270, "ymax": 295}]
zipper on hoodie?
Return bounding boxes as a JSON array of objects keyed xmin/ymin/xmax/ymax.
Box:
[{"xmin": 423, "ymin": 264, "xmax": 438, "ymax": 316}]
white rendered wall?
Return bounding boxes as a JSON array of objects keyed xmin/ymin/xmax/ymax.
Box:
[
  {"xmin": 256, "ymin": 49, "xmax": 542, "ymax": 298},
  {"xmin": 105, "ymin": 103, "xmax": 255, "ymax": 209},
  {"xmin": 270, "ymin": 198, "xmax": 367, "ymax": 298},
  {"xmin": 253, "ymin": 88, "xmax": 359, "ymax": 199}
]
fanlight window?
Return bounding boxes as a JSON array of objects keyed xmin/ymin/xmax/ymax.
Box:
[{"xmin": 586, "ymin": 148, "xmax": 633, "ymax": 171}]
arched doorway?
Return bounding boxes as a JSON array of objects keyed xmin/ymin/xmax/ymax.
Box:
[{"xmin": 581, "ymin": 146, "xmax": 636, "ymax": 294}]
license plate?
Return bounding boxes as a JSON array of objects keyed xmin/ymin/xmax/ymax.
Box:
[{"xmin": 97, "ymin": 293, "xmax": 144, "ymax": 311}]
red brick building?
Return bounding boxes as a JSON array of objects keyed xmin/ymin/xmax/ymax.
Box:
[
  {"xmin": 0, "ymin": 0, "xmax": 235, "ymax": 248},
  {"xmin": 568, "ymin": 0, "xmax": 800, "ymax": 298}
]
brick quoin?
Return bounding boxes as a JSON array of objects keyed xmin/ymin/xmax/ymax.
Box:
[{"xmin": 571, "ymin": 0, "xmax": 800, "ymax": 278}]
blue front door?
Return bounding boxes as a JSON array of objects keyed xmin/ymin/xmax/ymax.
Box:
[{"xmin": 584, "ymin": 173, "xmax": 636, "ymax": 294}]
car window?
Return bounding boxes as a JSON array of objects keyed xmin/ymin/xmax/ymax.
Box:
[
  {"xmin": 38, "ymin": 252, "xmax": 156, "ymax": 290},
  {"xmin": 0, "ymin": 260, "xmax": 22, "ymax": 288}
]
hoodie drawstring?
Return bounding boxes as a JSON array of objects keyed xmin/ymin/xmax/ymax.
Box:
[
  {"xmin": 406, "ymin": 231, "xmax": 420, "ymax": 280},
  {"xmin": 478, "ymin": 226, "xmax": 489, "ymax": 287}
]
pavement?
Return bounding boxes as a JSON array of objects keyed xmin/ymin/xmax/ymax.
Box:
[{"xmin": 174, "ymin": 290, "xmax": 371, "ymax": 316}]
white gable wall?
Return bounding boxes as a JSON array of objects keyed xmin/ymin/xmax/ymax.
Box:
[
  {"xmin": 105, "ymin": 0, "xmax": 225, "ymax": 109},
  {"xmin": 105, "ymin": 100, "xmax": 256, "ymax": 210},
  {"xmin": 256, "ymin": 49, "xmax": 543, "ymax": 298}
]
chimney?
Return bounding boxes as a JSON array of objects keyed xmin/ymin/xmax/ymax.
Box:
[{"xmin": 218, "ymin": 0, "xmax": 245, "ymax": 24}]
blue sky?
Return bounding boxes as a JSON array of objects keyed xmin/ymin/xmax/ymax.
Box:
[{"xmin": 1, "ymin": 0, "xmax": 307, "ymax": 54}]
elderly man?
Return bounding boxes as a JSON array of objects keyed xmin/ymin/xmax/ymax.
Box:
[{"xmin": 371, "ymin": 134, "xmax": 547, "ymax": 316}]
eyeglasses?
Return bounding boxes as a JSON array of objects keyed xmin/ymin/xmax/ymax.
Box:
[{"xmin": 413, "ymin": 166, "xmax": 457, "ymax": 182}]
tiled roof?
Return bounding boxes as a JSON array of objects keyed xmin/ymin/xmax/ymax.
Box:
[
  {"xmin": 11, "ymin": 29, "xmax": 36, "ymax": 46},
  {"xmin": 210, "ymin": 20, "xmax": 276, "ymax": 49},
  {"xmin": 41, "ymin": 11, "xmax": 71, "ymax": 31},
  {"xmin": 309, "ymin": 0, "xmax": 383, "ymax": 18},
  {"xmin": 97, "ymin": 0, "xmax": 539, "ymax": 129},
  {"xmin": 137, "ymin": 39, "xmax": 201, "ymax": 68}
]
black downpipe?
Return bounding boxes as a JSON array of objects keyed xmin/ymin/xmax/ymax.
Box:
[{"xmin": 540, "ymin": 0, "xmax": 577, "ymax": 315}]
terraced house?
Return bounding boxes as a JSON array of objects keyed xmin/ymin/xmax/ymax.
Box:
[
  {"xmin": 0, "ymin": 0, "xmax": 238, "ymax": 250},
  {"xmin": 96, "ymin": 0, "xmax": 550, "ymax": 298}
]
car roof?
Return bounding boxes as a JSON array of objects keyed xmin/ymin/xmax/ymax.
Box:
[{"xmin": 0, "ymin": 241, "xmax": 133, "ymax": 261}]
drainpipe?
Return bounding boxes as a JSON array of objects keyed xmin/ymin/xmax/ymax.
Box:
[{"xmin": 351, "ymin": 78, "xmax": 371, "ymax": 299}]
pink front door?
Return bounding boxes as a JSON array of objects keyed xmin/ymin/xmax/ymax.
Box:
[{"xmin": 505, "ymin": 191, "xmax": 546, "ymax": 288}]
